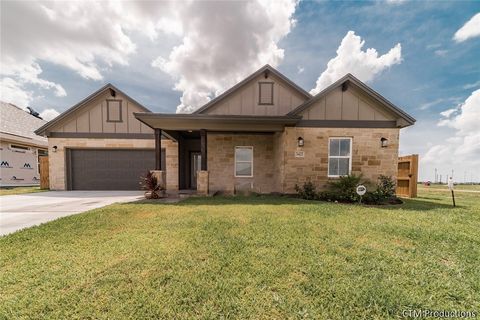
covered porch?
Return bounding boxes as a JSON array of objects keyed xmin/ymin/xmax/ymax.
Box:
[{"xmin": 135, "ymin": 113, "xmax": 300, "ymax": 195}]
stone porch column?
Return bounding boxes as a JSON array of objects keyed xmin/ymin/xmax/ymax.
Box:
[{"xmin": 197, "ymin": 170, "xmax": 209, "ymax": 196}]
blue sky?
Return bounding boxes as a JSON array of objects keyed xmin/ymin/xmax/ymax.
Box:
[{"xmin": 1, "ymin": 1, "xmax": 479, "ymax": 182}]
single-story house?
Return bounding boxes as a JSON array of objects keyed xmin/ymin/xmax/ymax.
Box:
[
  {"xmin": 1, "ymin": 102, "xmax": 48, "ymax": 187},
  {"xmin": 35, "ymin": 65, "xmax": 415, "ymax": 194}
]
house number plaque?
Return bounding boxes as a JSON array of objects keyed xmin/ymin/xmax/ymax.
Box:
[{"xmin": 295, "ymin": 151, "xmax": 305, "ymax": 158}]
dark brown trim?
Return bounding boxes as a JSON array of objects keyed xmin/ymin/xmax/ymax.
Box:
[
  {"xmin": 200, "ymin": 129, "xmax": 207, "ymax": 171},
  {"xmin": 135, "ymin": 113, "xmax": 300, "ymax": 122},
  {"xmin": 296, "ymin": 120, "xmax": 398, "ymax": 128},
  {"xmin": 207, "ymin": 131, "xmax": 275, "ymax": 135},
  {"xmin": 106, "ymin": 99, "xmax": 123, "ymax": 122},
  {"xmin": 155, "ymin": 129, "xmax": 162, "ymax": 170},
  {"xmin": 48, "ymin": 132, "xmax": 155, "ymax": 139},
  {"xmin": 258, "ymin": 82, "xmax": 274, "ymax": 105}
]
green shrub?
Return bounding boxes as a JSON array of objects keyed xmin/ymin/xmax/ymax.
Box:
[
  {"xmin": 377, "ymin": 175, "xmax": 396, "ymax": 198},
  {"xmin": 323, "ymin": 174, "xmax": 367, "ymax": 202},
  {"xmin": 295, "ymin": 181, "xmax": 319, "ymax": 200},
  {"xmin": 361, "ymin": 191, "xmax": 383, "ymax": 205},
  {"xmin": 361, "ymin": 176, "xmax": 401, "ymax": 205}
]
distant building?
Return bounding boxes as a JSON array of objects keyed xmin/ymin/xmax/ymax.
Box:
[{"xmin": 1, "ymin": 102, "xmax": 48, "ymax": 187}]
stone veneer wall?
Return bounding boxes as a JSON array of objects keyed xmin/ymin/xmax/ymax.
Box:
[
  {"xmin": 207, "ymin": 133, "xmax": 282, "ymax": 194},
  {"xmin": 281, "ymin": 127, "xmax": 400, "ymax": 193},
  {"xmin": 48, "ymin": 138, "xmax": 178, "ymax": 191}
]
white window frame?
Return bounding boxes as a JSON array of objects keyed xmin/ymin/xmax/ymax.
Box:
[
  {"xmin": 9, "ymin": 144, "xmax": 31, "ymax": 153},
  {"xmin": 234, "ymin": 146, "xmax": 254, "ymax": 178},
  {"xmin": 328, "ymin": 137, "xmax": 352, "ymax": 178}
]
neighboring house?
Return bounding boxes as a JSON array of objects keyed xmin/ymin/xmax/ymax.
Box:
[
  {"xmin": 1, "ymin": 102, "xmax": 48, "ymax": 187},
  {"xmin": 35, "ymin": 65, "xmax": 415, "ymax": 193}
]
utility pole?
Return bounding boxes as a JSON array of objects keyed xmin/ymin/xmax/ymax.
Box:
[
  {"xmin": 435, "ymin": 168, "xmax": 437, "ymax": 183},
  {"xmin": 440, "ymin": 174, "xmax": 442, "ymax": 184}
]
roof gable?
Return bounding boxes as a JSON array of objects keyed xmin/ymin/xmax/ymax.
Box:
[
  {"xmin": 35, "ymin": 84, "xmax": 151, "ymax": 136},
  {"xmin": 288, "ymin": 74, "xmax": 416, "ymax": 126},
  {"xmin": 194, "ymin": 65, "xmax": 312, "ymax": 115}
]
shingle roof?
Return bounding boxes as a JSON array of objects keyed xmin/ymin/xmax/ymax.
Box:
[{"xmin": 0, "ymin": 101, "xmax": 48, "ymax": 145}]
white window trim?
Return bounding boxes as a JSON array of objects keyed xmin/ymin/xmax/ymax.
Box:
[
  {"xmin": 9, "ymin": 144, "xmax": 31, "ymax": 153},
  {"xmin": 234, "ymin": 146, "xmax": 254, "ymax": 178},
  {"xmin": 327, "ymin": 137, "xmax": 352, "ymax": 178}
]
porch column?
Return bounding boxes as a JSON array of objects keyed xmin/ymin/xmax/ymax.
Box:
[
  {"xmin": 200, "ymin": 129, "xmax": 207, "ymax": 170},
  {"xmin": 155, "ymin": 128, "xmax": 162, "ymax": 170}
]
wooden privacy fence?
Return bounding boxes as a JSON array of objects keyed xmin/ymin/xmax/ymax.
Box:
[
  {"xmin": 39, "ymin": 156, "xmax": 49, "ymax": 189},
  {"xmin": 396, "ymin": 154, "xmax": 418, "ymax": 198}
]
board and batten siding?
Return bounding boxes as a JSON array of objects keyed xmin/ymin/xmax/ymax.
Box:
[
  {"xmin": 203, "ymin": 73, "xmax": 308, "ymax": 116},
  {"xmin": 300, "ymin": 85, "xmax": 396, "ymax": 121},
  {"xmin": 48, "ymin": 91, "xmax": 152, "ymax": 134}
]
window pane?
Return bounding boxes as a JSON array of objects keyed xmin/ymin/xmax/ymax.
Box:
[
  {"xmin": 328, "ymin": 158, "xmax": 339, "ymax": 176},
  {"xmin": 236, "ymin": 162, "xmax": 252, "ymax": 176},
  {"xmin": 339, "ymin": 139, "xmax": 350, "ymax": 156},
  {"xmin": 338, "ymin": 158, "xmax": 350, "ymax": 176},
  {"xmin": 329, "ymin": 139, "xmax": 340, "ymax": 156},
  {"xmin": 235, "ymin": 147, "xmax": 252, "ymax": 162}
]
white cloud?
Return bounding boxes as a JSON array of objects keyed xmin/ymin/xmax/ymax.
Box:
[
  {"xmin": 40, "ymin": 109, "xmax": 60, "ymax": 121},
  {"xmin": 463, "ymin": 80, "xmax": 480, "ymax": 90},
  {"xmin": 421, "ymin": 89, "xmax": 480, "ymax": 181},
  {"xmin": 453, "ymin": 13, "xmax": 480, "ymax": 43},
  {"xmin": 434, "ymin": 49, "xmax": 448, "ymax": 57},
  {"xmin": 418, "ymin": 96, "xmax": 463, "ymax": 111},
  {"xmin": 151, "ymin": 0, "xmax": 298, "ymax": 113},
  {"xmin": 419, "ymin": 98, "xmax": 445, "ymax": 111},
  {"xmin": 0, "ymin": 1, "xmax": 176, "ymax": 107},
  {"xmin": 0, "ymin": 78, "xmax": 33, "ymax": 106},
  {"xmin": 385, "ymin": 0, "xmax": 407, "ymax": 4},
  {"xmin": 439, "ymin": 108, "xmax": 457, "ymax": 118},
  {"xmin": 310, "ymin": 31, "xmax": 402, "ymax": 95},
  {"xmin": 297, "ymin": 66, "xmax": 305, "ymax": 74}
]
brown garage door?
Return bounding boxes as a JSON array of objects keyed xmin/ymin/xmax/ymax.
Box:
[{"xmin": 67, "ymin": 149, "xmax": 165, "ymax": 190}]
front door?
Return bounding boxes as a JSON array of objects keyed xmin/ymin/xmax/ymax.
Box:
[{"xmin": 190, "ymin": 152, "xmax": 202, "ymax": 189}]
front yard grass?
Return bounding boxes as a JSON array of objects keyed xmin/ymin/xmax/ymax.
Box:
[
  {"xmin": 0, "ymin": 189, "xmax": 479, "ymax": 319},
  {"xmin": 0, "ymin": 186, "xmax": 47, "ymax": 196}
]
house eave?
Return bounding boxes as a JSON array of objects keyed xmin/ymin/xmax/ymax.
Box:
[{"xmin": 134, "ymin": 113, "xmax": 301, "ymax": 132}]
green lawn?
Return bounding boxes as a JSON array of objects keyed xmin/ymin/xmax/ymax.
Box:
[
  {"xmin": 0, "ymin": 186, "xmax": 47, "ymax": 196},
  {"xmin": 1, "ymin": 190, "xmax": 479, "ymax": 319}
]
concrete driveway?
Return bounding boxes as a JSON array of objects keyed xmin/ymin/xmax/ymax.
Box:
[{"xmin": 0, "ymin": 191, "xmax": 143, "ymax": 236}]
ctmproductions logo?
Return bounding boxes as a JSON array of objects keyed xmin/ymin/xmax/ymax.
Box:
[{"xmin": 1, "ymin": 161, "xmax": 12, "ymax": 168}]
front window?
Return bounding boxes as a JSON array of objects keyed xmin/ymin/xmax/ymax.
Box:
[
  {"xmin": 235, "ymin": 146, "xmax": 253, "ymax": 177},
  {"xmin": 328, "ymin": 138, "xmax": 352, "ymax": 177}
]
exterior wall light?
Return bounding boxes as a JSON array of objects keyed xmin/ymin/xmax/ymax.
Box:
[
  {"xmin": 380, "ymin": 137, "xmax": 388, "ymax": 148},
  {"xmin": 52, "ymin": 146, "xmax": 58, "ymax": 152},
  {"xmin": 297, "ymin": 137, "xmax": 304, "ymax": 147}
]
